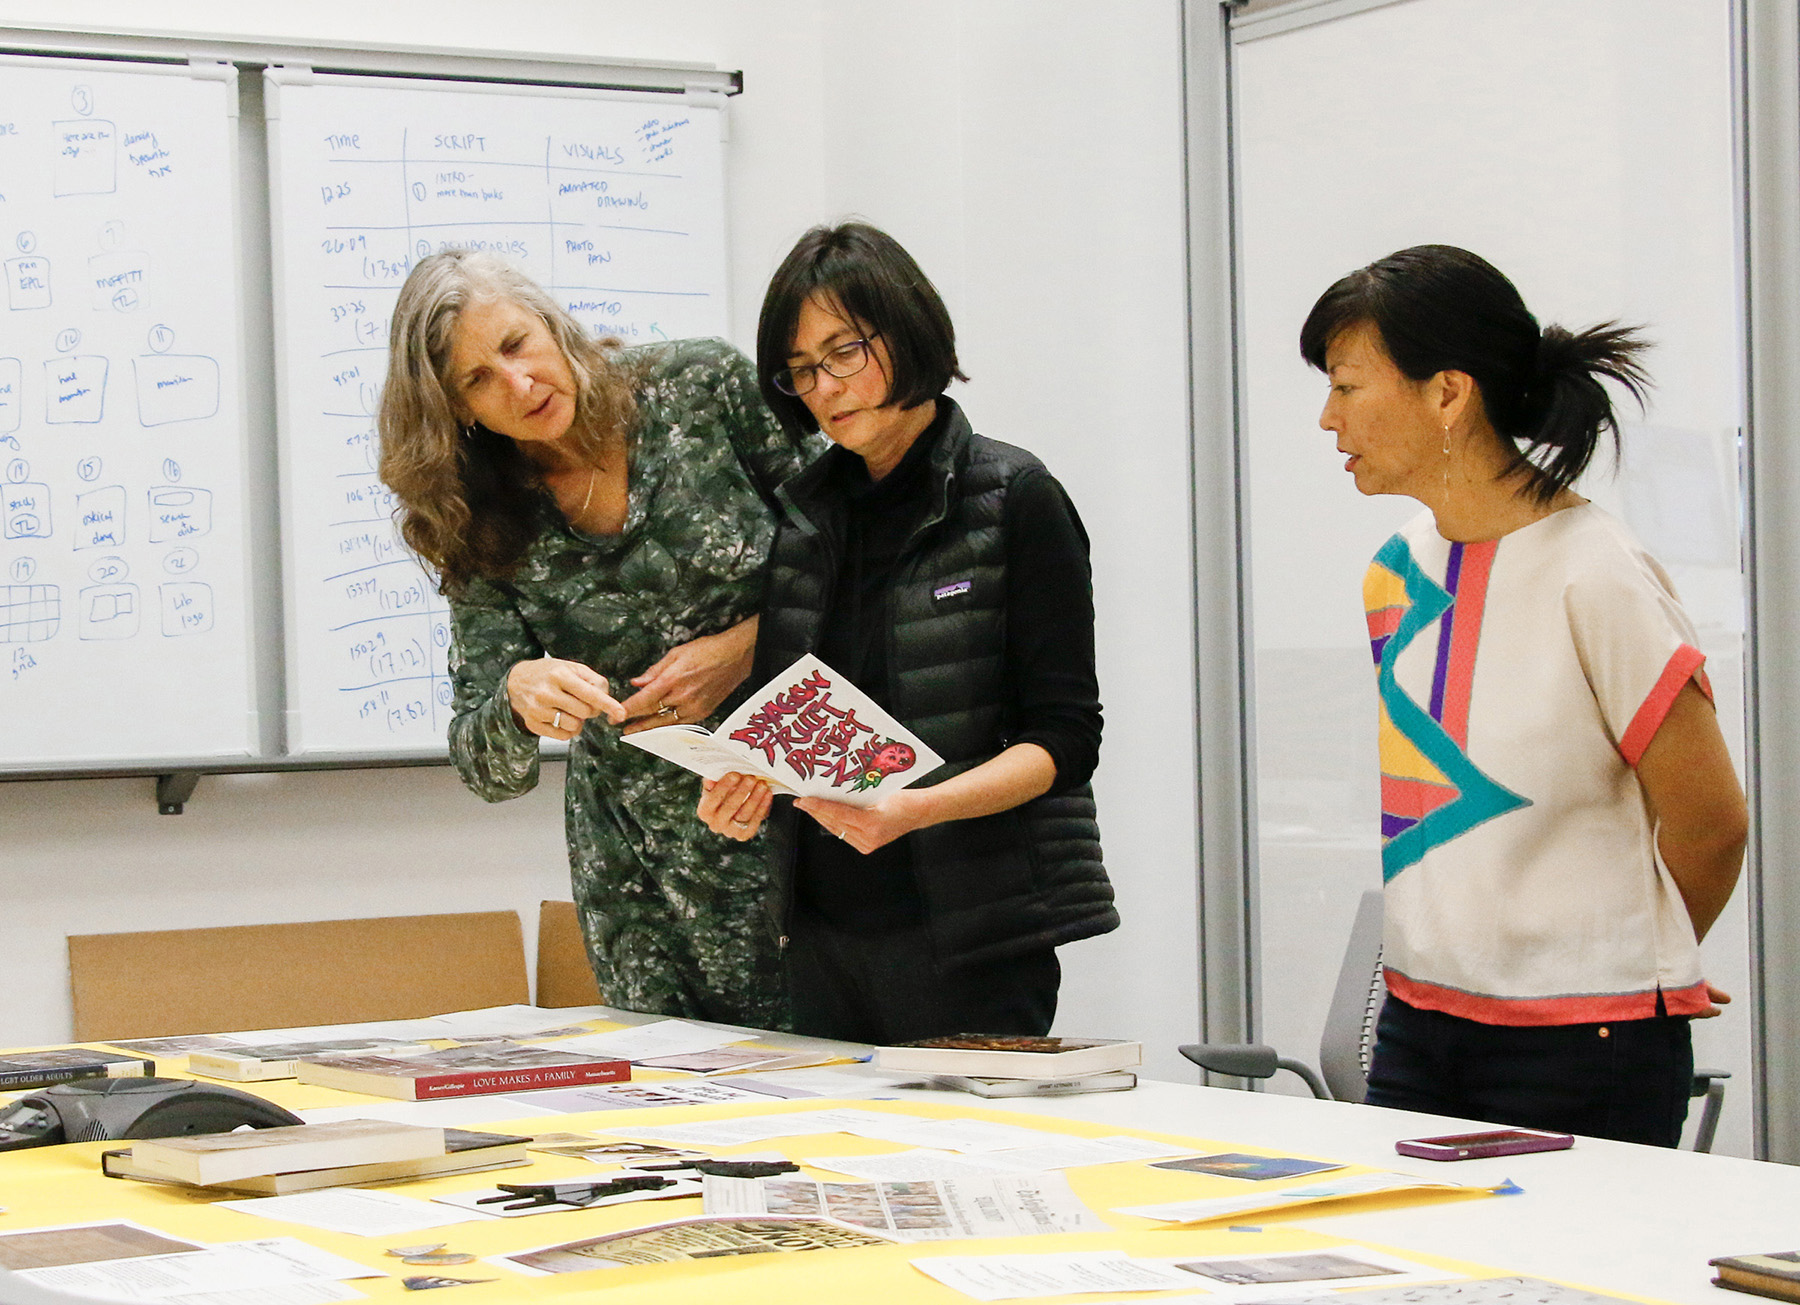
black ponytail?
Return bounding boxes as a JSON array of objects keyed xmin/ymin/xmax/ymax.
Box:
[{"xmin": 1299, "ymin": 245, "xmax": 1651, "ymax": 504}]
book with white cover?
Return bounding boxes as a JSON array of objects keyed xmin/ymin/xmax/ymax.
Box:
[
  {"xmin": 127, "ymin": 1119, "xmax": 446, "ymax": 1186},
  {"xmin": 623, "ymin": 654, "xmax": 944, "ymax": 808},
  {"xmin": 932, "ymin": 1071, "xmax": 1138, "ymax": 1098},
  {"xmin": 873, "ymin": 1036, "xmax": 1142, "ymax": 1079}
]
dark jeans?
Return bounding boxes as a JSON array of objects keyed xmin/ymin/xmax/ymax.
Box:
[
  {"xmin": 784, "ymin": 908, "xmax": 1060, "ymax": 1044},
  {"xmin": 1364, "ymin": 993, "xmax": 1694, "ymax": 1147}
]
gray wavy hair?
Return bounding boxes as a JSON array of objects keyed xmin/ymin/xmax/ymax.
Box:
[{"xmin": 377, "ymin": 249, "xmax": 635, "ymax": 590}]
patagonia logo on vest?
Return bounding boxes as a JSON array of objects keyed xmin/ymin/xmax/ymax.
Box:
[{"xmin": 933, "ymin": 579, "xmax": 973, "ymax": 601}]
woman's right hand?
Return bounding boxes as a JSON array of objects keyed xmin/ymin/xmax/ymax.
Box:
[
  {"xmin": 506, "ymin": 656, "xmax": 627, "ymax": 741},
  {"xmin": 698, "ymin": 772, "xmax": 774, "ymax": 840}
]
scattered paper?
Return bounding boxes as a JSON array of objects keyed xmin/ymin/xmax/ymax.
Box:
[
  {"xmin": 723, "ymin": 1077, "xmax": 822, "ymax": 1099},
  {"xmin": 702, "ymin": 1171, "xmax": 1108, "ymax": 1241},
  {"xmin": 99, "ymin": 1035, "xmax": 246, "ymax": 1057},
  {"xmin": 0, "ymin": 1222, "xmax": 205, "ymax": 1271},
  {"xmin": 910, "ymin": 1250, "xmax": 1199, "ymax": 1300},
  {"xmin": 552, "ymin": 1021, "xmax": 748, "ymax": 1061},
  {"xmin": 214, "ymin": 1190, "xmax": 490, "ymax": 1237},
  {"xmin": 431, "ymin": 1177, "xmax": 701, "ymax": 1218},
  {"xmin": 1252, "ymin": 1279, "xmax": 1638, "ymax": 1305},
  {"xmin": 806, "ymin": 1136, "xmax": 1192, "ymax": 1182},
  {"xmin": 162, "ymin": 1284, "xmax": 366, "ymax": 1305},
  {"xmin": 803, "ymin": 1150, "xmax": 1013, "ymax": 1183},
  {"xmin": 496, "ymin": 1215, "xmax": 895, "ymax": 1274},
  {"xmin": 17, "ymin": 1239, "xmax": 380, "ymax": 1298},
  {"xmin": 1157, "ymin": 1246, "xmax": 1463, "ymax": 1295},
  {"xmin": 524, "ymin": 1080, "xmax": 775, "ymax": 1113},
  {"xmin": 738, "ymin": 1065, "xmax": 927, "ymax": 1096},
  {"xmin": 1116, "ymin": 1172, "xmax": 1482, "ymax": 1225},
  {"xmin": 1151, "ymin": 1154, "xmax": 1346, "ymax": 1182},
  {"xmin": 607, "ymin": 1107, "xmax": 1054, "ymax": 1153},
  {"xmin": 297, "ymin": 1098, "xmax": 563, "ymax": 1128}
]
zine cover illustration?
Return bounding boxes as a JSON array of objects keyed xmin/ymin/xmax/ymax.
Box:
[{"xmin": 623, "ymin": 654, "xmax": 944, "ymax": 807}]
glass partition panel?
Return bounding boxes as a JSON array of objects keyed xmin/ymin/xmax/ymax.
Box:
[{"xmin": 1234, "ymin": 0, "xmax": 1748, "ymax": 1152}]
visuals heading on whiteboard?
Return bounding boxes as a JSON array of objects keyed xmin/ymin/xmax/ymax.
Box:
[
  {"xmin": 0, "ymin": 58, "xmax": 253, "ymax": 767},
  {"xmin": 269, "ymin": 76, "xmax": 729, "ymax": 755}
]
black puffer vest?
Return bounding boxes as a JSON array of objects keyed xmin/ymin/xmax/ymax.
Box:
[{"xmin": 758, "ymin": 402, "xmax": 1117, "ymax": 968}]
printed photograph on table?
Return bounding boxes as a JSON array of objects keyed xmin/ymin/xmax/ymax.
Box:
[
  {"xmin": 1149, "ymin": 1152, "xmax": 1345, "ymax": 1181},
  {"xmin": 624, "ymin": 653, "xmax": 944, "ymax": 805}
]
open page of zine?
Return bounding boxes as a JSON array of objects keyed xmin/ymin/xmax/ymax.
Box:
[{"xmin": 624, "ymin": 654, "xmax": 945, "ymax": 806}]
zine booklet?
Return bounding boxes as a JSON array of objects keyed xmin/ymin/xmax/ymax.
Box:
[{"xmin": 622, "ymin": 654, "xmax": 944, "ymax": 807}]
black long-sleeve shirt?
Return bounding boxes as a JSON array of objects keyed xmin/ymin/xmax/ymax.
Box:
[{"xmin": 795, "ymin": 404, "xmax": 1102, "ymax": 933}]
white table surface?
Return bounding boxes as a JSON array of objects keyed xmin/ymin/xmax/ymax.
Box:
[
  {"xmin": 519, "ymin": 1007, "xmax": 1795, "ymax": 1303},
  {"xmin": 877, "ymin": 1074, "xmax": 1792, "ymax": 1304}
]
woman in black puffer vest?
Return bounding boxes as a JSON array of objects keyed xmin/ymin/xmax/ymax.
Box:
[{"xmin": 696, "ymin": 221, "xmax": 1117, "ymax": 1043}]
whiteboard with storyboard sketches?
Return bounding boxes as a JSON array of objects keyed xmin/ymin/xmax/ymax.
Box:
[
  {"xmin": 264, "ymin": 70, "xmax": 730, "ymax": 755},
  {"xmin": 0, "ymin": 54, "xmax": 257, "ymax": 768}
]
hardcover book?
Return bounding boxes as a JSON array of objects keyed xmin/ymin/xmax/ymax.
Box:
[
  {"xmin": 623, "ymin": 654, "xmax": 944, "ymax": 808},
  {"xmin": 187, "ymin": 1038, "xmax": 430, "ymax": 1082},
  {"xmin": 1711, "ymin": 1251, "xmax": 1800, "ymax": 1302},
  {"xmin": 102, "ymin": 1128, "xmax": 530, "ymax": 1195},
  {"xmin": 295, "ymin": 1041, "xmax": 629, "ymax": 1100},
  {"xmin": 873, "ymin": 1035, "xmax": 1142, "ymax": 1079},
  {"xmin": 127, "ymin": 1119, "xmax": 445, "ymax": 1186},
  {"xmin": 0, "ymin": 1049, "xmax": 154, "ymax": 1090}
]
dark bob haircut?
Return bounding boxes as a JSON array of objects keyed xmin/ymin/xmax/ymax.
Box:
[
  {"xmin": 756, "ymin": 221, "xmax": 967, "ymax": 435},
  {"xmin": 1299, "ymin": 244, "xmax": 1651, "ymax": 505}
]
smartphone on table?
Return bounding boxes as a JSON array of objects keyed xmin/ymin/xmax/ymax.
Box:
[{"xmin": 1394, "ymin": 1127, "xmax": 1574, "ymax": 1161}]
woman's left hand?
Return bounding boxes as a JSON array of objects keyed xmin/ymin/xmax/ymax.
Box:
[
  {"xmin": 795, "ymin": 791, "xmax": 931, "ymax": 855},
  {"xmin": 619, "ymin": 617, "xmax": 758, "ymax": 735}
]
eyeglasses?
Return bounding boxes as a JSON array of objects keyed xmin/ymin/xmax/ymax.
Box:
[{"xmin": 772, "ymin": 338, "xmax": 874, "ymax": 396}]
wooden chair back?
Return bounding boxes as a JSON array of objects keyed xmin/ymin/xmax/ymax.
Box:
[{"xmin": 68, "ymin": 911, "xmax": 529, "ymax": 1041}]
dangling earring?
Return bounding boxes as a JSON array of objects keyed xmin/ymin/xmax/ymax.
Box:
[
  {"xmin": 460, "ymin": 423, "xmax": 475, "ymax": 440},
  {"xmin": 1442, "ymin": 424, "xmax": 1452, "ymax": 504}
]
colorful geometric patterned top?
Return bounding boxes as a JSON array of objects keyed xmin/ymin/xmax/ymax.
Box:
[{"xmin": 1364, "ymin": 504, "xmax": 1714, "ymax": 1026}]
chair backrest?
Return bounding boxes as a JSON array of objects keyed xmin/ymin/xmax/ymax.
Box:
[
  {"xmin": 1317, "ymin": 888, "xmax": 1385, "ymax": 1103},
  {"xmin": 68, "ymin": 912, "xmax": 529, "ymax": 1041},
  {"xmin": 535, "ymin": 900, "xmax": 603, "ymax": 1008}
]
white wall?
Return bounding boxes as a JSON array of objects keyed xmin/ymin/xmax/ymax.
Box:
[{"xmin": 0, "ymin": 0, "xmax": 1203, "ymax": 1075}]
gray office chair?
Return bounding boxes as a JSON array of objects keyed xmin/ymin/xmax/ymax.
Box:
[{"xmin": 1179, "ymin": 888, "xmax": 1731, "ymax": 1152}]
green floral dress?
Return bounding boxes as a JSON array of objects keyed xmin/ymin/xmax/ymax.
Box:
[{"xmin": 446, "ymin": 339, "xmax": 816, "ymax": 1029}]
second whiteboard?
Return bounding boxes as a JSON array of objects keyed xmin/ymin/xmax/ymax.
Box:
[{"xmin": 265, "ymin": 71, "xmax": 729, "ymax": 756}]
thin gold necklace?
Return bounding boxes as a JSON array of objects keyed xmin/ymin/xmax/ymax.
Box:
[{"xmin": 577, "ymin": 467, "xmax": 597, "ymax": 517}]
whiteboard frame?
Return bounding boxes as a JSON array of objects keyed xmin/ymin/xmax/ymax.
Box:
[{"xmin": 0, "ymin": 29, "xmax": 740, "ymax": 788}]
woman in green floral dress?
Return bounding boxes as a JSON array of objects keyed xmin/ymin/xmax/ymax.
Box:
[{"xmin": 378, "ymin": 250, "xmax": 815, "ymax": 1027}]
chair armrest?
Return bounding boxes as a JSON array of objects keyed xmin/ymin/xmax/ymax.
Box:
[{"xmin": 1178, "ymin": 1043, "xmax": 1279, "ymax": 1079}]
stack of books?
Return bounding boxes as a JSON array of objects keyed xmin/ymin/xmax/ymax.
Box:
[
  {"xmin": 872, "ymin": 1035, "xmax": 1142, "ymax": 1097},
  {"xmin": 1711, "ymin": 1250, "xmax": 1800, "ymax": 1301},
  {"xmin": 102, "ymin": 1119, "xmax": 533, "ymax": 1196}
]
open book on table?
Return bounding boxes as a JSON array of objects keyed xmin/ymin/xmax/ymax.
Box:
[{"xmin": 622, "ymin": 654, "xmax": 944, "ymax": 808}]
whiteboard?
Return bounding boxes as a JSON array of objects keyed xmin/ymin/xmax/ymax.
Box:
[
  {"xmin": 265, "ymin": 72, "xmax": 731, "ymax": 756},
  {"xmin": 0, "ymin": 55, "xmax": 256, "ymax": 768}
]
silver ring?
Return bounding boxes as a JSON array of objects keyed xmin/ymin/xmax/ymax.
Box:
[
  {"xmin": 836, "ymin": 829, "xmax": 849, "ymax": 841},
  {"xmin": 552, "ymin": 710, "xmax": 562, "ymax": 730},
  {"xmin": 731, "ymin": 817, "xmax": 751, "ymax": 827},
  {"xmin": 657, "ymin": 704, "xmax": 679, "ymax": 719}
]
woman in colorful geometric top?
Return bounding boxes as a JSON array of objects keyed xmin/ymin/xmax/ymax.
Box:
[
  {"xmin": 1302, "ymin": 244, "xmax": 1746, "ymax": 1146},
  {"xmin": 378, "ymin": 250, "xmax": 816, "ymax": 1028}
]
